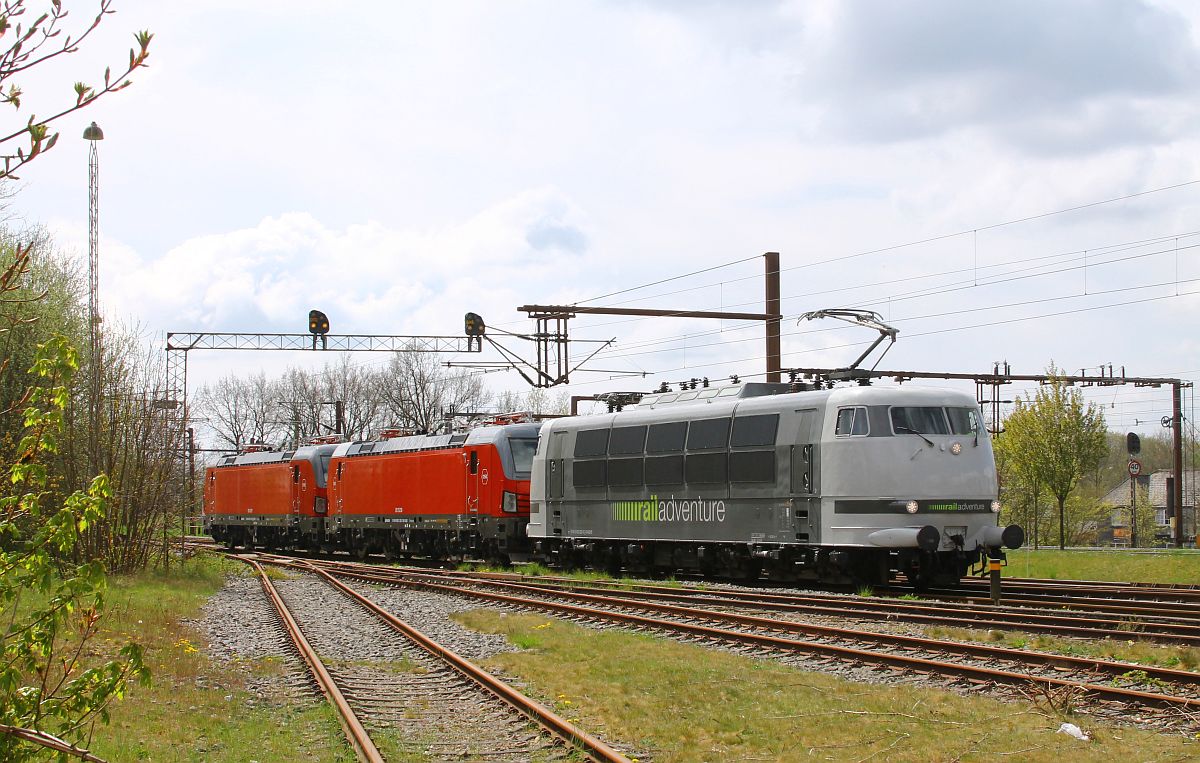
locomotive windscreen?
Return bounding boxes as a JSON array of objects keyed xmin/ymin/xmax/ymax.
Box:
[
  {"xmin": 890, "ymin": 406, "xmax": 981, "ymax": 436},
  {"xmin": 509, "ymin": 438, "xmax": 538, "ymax": 475}
]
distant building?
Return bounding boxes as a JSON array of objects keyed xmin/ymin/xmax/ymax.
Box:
[{"xmin": 1101, "ymin": 470, "xmax": 1198, "ymax": 546}]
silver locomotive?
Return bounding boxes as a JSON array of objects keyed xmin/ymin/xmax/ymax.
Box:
[{"xmin": 528, "ymin": 382, "xmax": 1023, "ymax": 586}]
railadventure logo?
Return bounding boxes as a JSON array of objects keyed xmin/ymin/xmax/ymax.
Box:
[{"xmin": 612, "ymin": 495, "xmax": 727, "ymax": 523}]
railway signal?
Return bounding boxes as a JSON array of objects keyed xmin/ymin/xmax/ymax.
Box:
[
  {"xmin": 308, "ymin": 309, "xmax": 330, "ymax": 349},
  {"xmin": 1126, "ymin": 432, "xmax": 1141, "ymax": 455}
]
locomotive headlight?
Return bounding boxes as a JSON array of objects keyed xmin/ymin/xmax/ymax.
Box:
[
  {"xmin": 905, "ymin": 500, "xmax": 919, "ymax": 514},
  {"xmin": 950, "ymin": 442, "xmax": 962, "ymax": 455},
  {"xmin": 991, "ymin": 500, "xmax": 1002, "ymax": 514},
  {"xmin": 502, "ymin": 491, "xmax": 518, "ymax": 513}
]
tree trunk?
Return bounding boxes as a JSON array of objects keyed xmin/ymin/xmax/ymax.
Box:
[{"xmin": 1058, "ymin": 495, "xmax": 1066, "ymax": 550}]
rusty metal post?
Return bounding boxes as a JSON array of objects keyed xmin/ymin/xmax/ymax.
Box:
[
  {"xmin": 764, "ymin": 252, "xmax": 781, "ymax": 383},
  {"xmin": 1174, "ymin": 382, "xmax": 1185, "ymax": 547}
]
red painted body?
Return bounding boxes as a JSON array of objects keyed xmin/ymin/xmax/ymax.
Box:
[
  {"xmin": 328, "ymin": 442, "xmax": 527, "ymax": 521},
  {"xmin": 203, "ymin": 422, "xmax": 540, "ymax": 560}
]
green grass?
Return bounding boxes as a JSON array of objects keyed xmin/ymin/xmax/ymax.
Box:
[
  {"xmin": 454, "ymin": 609, "xmax": 1200, "ymax": 762},
  {"xmin": 86, "ymin": 555, "xmax": 354, "ymax": 762},
  {"xmin": 1004, "ymin": 548, "xmax": 1200, "ymax": 584}
]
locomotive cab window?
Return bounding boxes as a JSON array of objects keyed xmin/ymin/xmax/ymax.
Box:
[
  {"xmin": 292, "ymin": 466, "xmax": 300, "ymax": 483},
  {"xmin": 835, "ymin": 407, "xmax": 869, "ymax": 436},
  {"xmin": 469, "ymin": 451, "xmax": 478, "ymax": 474},
  {"xmin": 946, "ymin": 407, "xmax": 980, "ymax": 435},
  {"xmin": 890, "ymin": 407, "xmax": 949, "ymax": 435}
]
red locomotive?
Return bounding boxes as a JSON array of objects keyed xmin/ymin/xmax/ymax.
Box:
[
  {"xmin": 203, "ymin": 421, "xmax": 541, "ymax": 562},
  {"xmin": 203, "ymin": 440, "xmax": 339, "ymax": 550}
]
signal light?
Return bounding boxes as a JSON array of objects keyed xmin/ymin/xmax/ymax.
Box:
[
  {"xmin": 464, "ymin": 312, "xmax": 485, "ymax": 336},
  {"xmin": 1126, "ymin": 432, "xmax": 1141, "ymax": 455},
  {"xmin": 905, "ymin": 500, "xmax": 919, "ymax": 514},
  {"xmin": 465, "ymin": 312, "xmax": 485, "ymax": 350},
  {"xmin": 308, "ymin": 310, "xmax": 329, "ymax": 349}
]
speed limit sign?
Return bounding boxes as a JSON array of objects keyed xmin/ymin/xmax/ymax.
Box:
[{"xmin": 1128, "ymin": 459, "xmax": 1143, "ymax": 477}]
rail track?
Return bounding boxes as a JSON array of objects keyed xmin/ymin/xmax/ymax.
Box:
[
  {"xmin": 243, "ymin": 554, "xmax": 1200, "ymax": 729},
  {"xmin": 428, "ymin": 567, "xmax": 1200, "ymax": 646},
  {"xmin": 234, "ymin": 555, "xmax": 631, "ymax": 762}
]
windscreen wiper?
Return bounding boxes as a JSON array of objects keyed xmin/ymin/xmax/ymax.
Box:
[{"xmin": 894, "ymin": 425, "xmax": 934, "ymax": 447}]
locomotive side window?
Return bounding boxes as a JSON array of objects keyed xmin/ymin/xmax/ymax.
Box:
[
  {"xmin": 292, "ymin": 466, "xmax": 300, "ymax": 483},
  {"xmin": 835, "ymin": 407, "xmax": 869, "ymax": 436},
  {"xmin": 575, "ymin": 429, "xmax": 610, "ymax": 457},
  {"xmin": 469, "ymin": 451, "xmax": 479, "ymax": 474},
  {"xmin": 609, "ymin": 426, "xmax": 647, "ymax": 455},
  {"xmin": 729, "ymin": 451, "xmax": 774, "ymax": 482},
  {"xmin": 645, "ymin": 455, "xmax": 684, "ymax": 484},
  {"xmin": 607, "ymin": 458, "xmax": 644, "ymax": 486},
  {"xmin": 573, "ymin": 460, "xmax": 607, "ymax": 487},
  {"xmin": 890, "ymin": 407, "xmax": 949, "ymax": 435},
  {"xmin": 647, "ymin": 422, "xmax": 687, "ymax": 453},
  {"xmin": 946, "ymin": 407, "xmax": 979, "ymax": 435},
  {"xmin": 730, "ymin": 414, "xmax": 779, "ymax": 447},
  {"xmin": 685, "ymin": 452, "xmax": 727, "ymax": 483},
  {"xmin": 687, "ymin": 417, "xmax": 731, "ymax": 450}
]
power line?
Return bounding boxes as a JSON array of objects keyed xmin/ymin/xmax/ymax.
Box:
[
  {"xmin": 570, "ymin": 286, "xmax": 1200, "ymax": 386},
  {"xmin": 568, "ymin": 232, "xmax": 1199, "ymax": 348},
  {"xmin": 593, "ymin": 273, "xmax": 1200, "ymax": 363},
  {"xmin": 571, "ymin": 179, "xmax": 1200, "ymax": 312}
]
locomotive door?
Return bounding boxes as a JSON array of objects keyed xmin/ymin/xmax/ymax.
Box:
[
  {"xmin": 789, "ymin": 409, "xmax": 819, "ymax": 542},
  {"xmin": 291, "ymin": 465, "xmax": 301, "ymax": 517},
  {"xmin": 466, "ymin": 449, "xmax": 480, "ymax": 513}
]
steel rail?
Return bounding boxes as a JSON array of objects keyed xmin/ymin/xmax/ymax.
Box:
[
  {"xmin": 331, "ymin": 565, "xmax": 1200, "ymax": 688},
  {"xmin": 311, "ymin": 560, "xmax": 1200, "ymax": 642},
  {"xmin": 299, "ymin": 562, "xmax": 1200, "ymax": 710},
  {"xmin": 293, "ymin": 562, "xmax": 632, "ymax": 763},
  {"xmin": 911, "ymin": 588, "xmax": 1200, "ymax": 618},
  {"xmin": 952, "ymin": 577, "xmax": 1200, "ymax": 601},
  {"xmin": 470, "ymin": 578, "xmax": 1200, "ymax": 646},
  {"xmin": 1000, "ymin": 576, "xmax": 1200, "ymax": 592},
  {"xmin": 239, "ymin": 558, "xmax": 384, "ymax": 763}
]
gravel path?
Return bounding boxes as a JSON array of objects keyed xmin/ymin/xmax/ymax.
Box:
[{"xmin": 198, "ymin": 570, "xmax": 572, "ymax": 761}]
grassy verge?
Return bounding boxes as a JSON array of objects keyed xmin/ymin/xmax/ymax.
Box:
[
  {"xmin": 85, "ymin": 554, "xmax": 353, "ymax": 762},
  {"xmin": 1003, "ymin": 548, "xmax": 1200, "ymax": 583},
  {"xmin": 455, "ymin": 609, "xmax": 1199, "ymax": 762}
]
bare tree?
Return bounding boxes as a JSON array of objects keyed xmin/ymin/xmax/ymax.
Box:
[
  {"xmin": 379, "ymin": 346, "xmax": 489, "ymax": 433},
  {"xmin": 195, "ymin": 371, "xmax": 283, "ymax": 450}
]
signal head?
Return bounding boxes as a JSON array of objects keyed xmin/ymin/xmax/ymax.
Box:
[{"xmin": 308, "ymin": 309, "xmax": 330, "ymax": 335}]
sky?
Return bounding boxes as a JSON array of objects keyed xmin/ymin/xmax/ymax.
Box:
[{"xmin": 8, "ymin": 0, "xmax": 1200, "ymax": 441}]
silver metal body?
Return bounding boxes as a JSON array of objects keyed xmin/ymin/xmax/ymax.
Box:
[{"xmin": 529, "ymin": 382, "xmax": 1018, "ymax": 583}]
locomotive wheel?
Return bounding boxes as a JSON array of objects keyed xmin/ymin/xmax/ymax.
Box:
[{"xmin": 353, "ymin": 544, "xmax": 369, "ymax": 561}]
